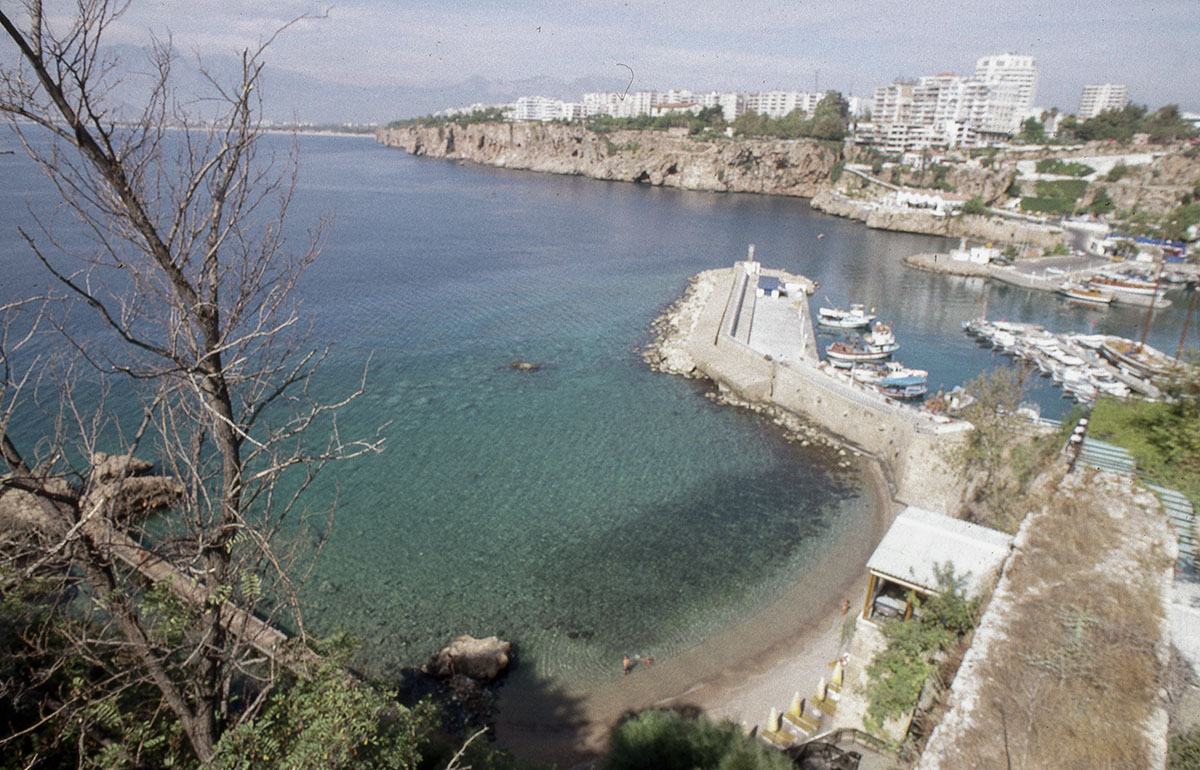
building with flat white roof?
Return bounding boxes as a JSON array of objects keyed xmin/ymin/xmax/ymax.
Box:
[
  {"xmin": 861, "ymin": 506, "xmax": 1014, "ymax": 622},
  {"xmin": 1078, "ymin": 83, "xmax": 1130, "ymax": 120}
]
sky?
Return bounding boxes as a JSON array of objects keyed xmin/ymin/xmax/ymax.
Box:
[{"xmin": 24, "ymin": 0, "xmax": 1200, "ymax": 122}]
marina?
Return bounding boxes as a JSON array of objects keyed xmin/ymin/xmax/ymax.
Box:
[{"xmin": 961, "ymin": 318, "xmax": 1170, "ymax": 404}]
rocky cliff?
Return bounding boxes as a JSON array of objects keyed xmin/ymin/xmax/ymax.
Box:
[
  {"xmin": 376, "ymin": 122, "xmax": 838, "ymax": 197},
  {"xmin": 810, "ymin": 190, "xmax": 1065, "ymax": 249}
]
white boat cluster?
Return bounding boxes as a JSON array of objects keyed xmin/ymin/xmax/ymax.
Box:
[{"xmin": 962, "ymin": 318, "xmax": 1138, "ymax": 404}]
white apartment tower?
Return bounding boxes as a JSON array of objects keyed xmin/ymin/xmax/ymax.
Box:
[
  {"xmin": 973, "ymin": 54, "xmax": 1038, "ymax": 134},
  {"xmin": 1078, "ymin": 84, "xmax": 1130, "ymax": 120}
]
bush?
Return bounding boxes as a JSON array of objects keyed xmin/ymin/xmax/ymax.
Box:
[
  {"xmin": 865, "ymin": 567, "xmax": 980, "ymax": 730},
  {"xmin": 1035, "ymin": 158, "xmax": 1095, "ymax": 177},
  {"xmin": 604, "ymin": 710, "xmax": 793, "ymax": 770},
  {"xmin": 1087, "ymin": 187, "xmax": 1116, "ymax": 216},
  {"xmin": 1170, "ymin": 725, "xmax": 1200, "ymax": 770},
  {"xmin": 1106, "ymin": 163, "xmax": 1130, "ymax": 182},
  {"xmin": 962, "ymin": 197, "xmax": 987, "ymax": 216}
]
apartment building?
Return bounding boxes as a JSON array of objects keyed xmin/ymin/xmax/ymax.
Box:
[
  {"xmin": 864, "ymin": 54, "xmax": 1038, "ymax": 151},
  {"xmin": 973, "ymin": 54, "xmax": 1038, "ymax": 134},
  {"xmin": 1077, "ymin": 84, "xmax": 1130, "ymax": 120},
  {"xmin": 744, "ymin": 90, "xmax": 824, "ymax": 119},
  {"xmin": 512, "ymin": 96, "xmax": 585, "ymax": 122}
]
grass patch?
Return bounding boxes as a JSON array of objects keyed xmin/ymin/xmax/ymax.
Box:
[
  {"xmin": 1088, "ymin": 396, "xmax": 1200, "ymax": 508},
  {"xmin": 1035, "ymin": 178, "xmax": 1089, "ymax": 200},
  {"xmin": 1036, "ymin": 158, "xmax": 1095, "ymax": 177},
  {"xmin": 1020, "ymin": 196, "xmax": 1075, "ymax": 214}
]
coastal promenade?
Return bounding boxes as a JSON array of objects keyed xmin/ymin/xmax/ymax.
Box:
[{"xmin": 681, "ymin": 260, "xmax": 970, "ymax": 513}]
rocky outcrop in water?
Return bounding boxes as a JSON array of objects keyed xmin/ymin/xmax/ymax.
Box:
[
  {"xmin": 376, "ymin": 123, "xmax": 838, "ymax": 197},
  {"xmin": 424, "ymin": 634, "xmax": 513, "ymax": 681}
]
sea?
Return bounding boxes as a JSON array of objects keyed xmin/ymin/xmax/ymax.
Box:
[{"xmin": 1, "ymin": 131, "xmax": 1194, "ymax": 691}]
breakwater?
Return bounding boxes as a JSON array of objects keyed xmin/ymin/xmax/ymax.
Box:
[{"xmin": 645, "ymin": 263, "xmax": 971, "ymax": 513}]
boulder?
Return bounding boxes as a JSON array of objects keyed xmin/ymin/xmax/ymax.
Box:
[{"xmin": 425, "ymin": 635, "xmax": 512, "ymax": 681}]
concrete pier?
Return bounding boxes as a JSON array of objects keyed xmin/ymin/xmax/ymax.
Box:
[{"xmin": 685, "ymin": 261, "xmax": 970, "ymax": 513}]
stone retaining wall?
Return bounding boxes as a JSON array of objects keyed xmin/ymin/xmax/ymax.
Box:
[{"xmin": 688, "ymin": 267, "xmax": 969, "ymax": 513}]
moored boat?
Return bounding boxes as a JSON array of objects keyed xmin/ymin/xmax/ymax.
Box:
[
  {"xmin": 1088, "ymin": 274, "xmax": 1159, "ymax": 296},
  {"xmin": 825, "ymin": 341, "xmax": 894, "ymax": 363},
  {"xmin": 1057, "ymin": 282, "xmax": 1113, "ymax": 305},
  {"xmin": 879, "ymin": 376, "xmax": 927, "ymax": 400},
  {"xmin": 1099, "ymin": 337, "xmax": 1178, "ymax": 379},
  {"xmin": 818, "ymin": 303, "xmax": 876, "ymax": 329}
]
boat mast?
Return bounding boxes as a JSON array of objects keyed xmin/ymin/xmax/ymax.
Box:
[
  {"xmin": 1177, "ymin": 281, "xmax": 1198, "ymax": 361},
  {"xmin": 1137, "ymin": 259, "xmax": 1165, "ymax": 351}
]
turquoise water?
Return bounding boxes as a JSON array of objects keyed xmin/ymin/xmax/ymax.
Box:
[{"xmin": 3, "ymin": 132, "xmax": 1195, "ymax": 692}]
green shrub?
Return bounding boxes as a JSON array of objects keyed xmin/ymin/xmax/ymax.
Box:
[
  {"xmin": 1036, "ymin": 158, "xmax": 1095, "ymax": 177},
  {"xmin": 962, "ymin": 197, "xmax": 987, "ymax": 216},
  {"xmin": 1087, "ymin": 187, "xmax": 1116, "ymax": 216},
  {"xmin": 1170, "ymin": 725, "xmax": 1200, "ymax": 770},
  {"xmin": 865, "ymin": 567, "xmax": 980, "ymax": 730},
  {"xmin": 1106, "ymin": 163, "xmax": 1129, "ymax": 182},
  {"xmin": 604, "ymin": 710, "xmax": 793, "ymax": 770}
]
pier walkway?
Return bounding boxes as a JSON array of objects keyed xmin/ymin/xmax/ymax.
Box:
[{"xmin": 689, "ymin": 259, "xmax": 971, "ymax": 513}]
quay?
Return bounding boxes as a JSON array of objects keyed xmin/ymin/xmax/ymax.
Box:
[{"xmin": 678, "ymin": 250, "xmax": 971, "ymax": 513}]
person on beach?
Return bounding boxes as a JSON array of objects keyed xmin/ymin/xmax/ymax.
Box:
[
  {"xmin": 841, "ymin": 599, "xmax": 851, "ymax": 615},
  {"xmin": 623, "ymin": 655, "xmax": 632, "ymax": 675}
]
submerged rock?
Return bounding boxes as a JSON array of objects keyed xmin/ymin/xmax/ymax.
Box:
[{"xmin": 424, "ymin": 634, "xmax": 513, "ymax": 681}]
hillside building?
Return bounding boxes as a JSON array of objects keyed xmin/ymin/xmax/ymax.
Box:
[{"xmin": 1077, "ymin": 83, "xmax": 1130, "ymax": 120}]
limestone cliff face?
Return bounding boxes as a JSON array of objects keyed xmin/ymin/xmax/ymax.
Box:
[
  {"xmin": 375, "ymin": 122, "xmax": 838, "ymax": 197},
  {"xmin": 810, "ymin": 190, "xmax": 1065, "ymax": 249}
]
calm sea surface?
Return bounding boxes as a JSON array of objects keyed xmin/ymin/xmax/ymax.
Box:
[{"xmin": 2, "ymin": 132, "xmax": 1193, "ymax": 688}]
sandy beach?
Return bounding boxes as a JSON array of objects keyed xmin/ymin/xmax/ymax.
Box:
[{"xmin": 493, "ymin": 458, "xmax": 898, "ymax": 767}]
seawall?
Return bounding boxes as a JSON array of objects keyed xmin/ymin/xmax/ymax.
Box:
[
  {"xmin": 649, "ymin": 265, "xmax": 970, "ymax": 513},
  {"xmin": 376, "ymin": 122, "xmax": 838, "ymax": 197}
]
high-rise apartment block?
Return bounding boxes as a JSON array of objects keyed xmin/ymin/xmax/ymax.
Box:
[
  {"xmin": 973, "ymin": 54, "xmax": 1038, "ymax": 134},
  {"xmin": 1077, "ymin": 84, "xmax": 1129, "ymax": 120},
  {"xmin": 864, "ymin": 54, "xmax": 1039, "ymax": 152}
]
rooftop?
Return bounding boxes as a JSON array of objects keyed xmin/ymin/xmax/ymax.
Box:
[{"xmin": 866, "ymin": 506, "xmax": 1014, "ymax": 597}]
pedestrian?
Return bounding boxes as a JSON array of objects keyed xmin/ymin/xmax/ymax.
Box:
[
  {"xmin": 841, "ymin": 598, "xmax": 851, "ymax": 615},
  {"xmin": 623, "ymin": 655, "xmax": 632, "ymax": 675}
]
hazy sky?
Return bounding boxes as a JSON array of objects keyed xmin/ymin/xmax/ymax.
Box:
[{"xmin": 55, "ymin": 0, "xmax": 1200, "ymax": 117}]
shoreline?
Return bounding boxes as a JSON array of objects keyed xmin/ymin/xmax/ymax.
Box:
[
  {"xmin": 492, "ymin": 455, "xmax": 897, "ymax": 766},
  {"xmin": 492, "ymin": 271, "xmax": 904, "ymax": 765}
]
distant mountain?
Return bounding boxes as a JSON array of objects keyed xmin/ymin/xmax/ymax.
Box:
[
  {"xmin": 93, "ymin": 46, "xmax": 616, "ymax": 125},
  {"xmin": 254, "ymin": 71, "xmax": 618, "ymax": 124}
]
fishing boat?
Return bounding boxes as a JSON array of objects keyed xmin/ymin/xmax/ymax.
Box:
[
  {"xmin": 818, "ymin": 303, "xmax": 876, "ymax": 329},
  {"xmin": 1099, "ymin": 337, "xmax": 1178, "ymax": 379},
  {"xmin": 862, "ymin": 321, "xmax": 899, "ymax": 352},
  {"xmin": 825, "ymin": 341, "xmax": 894, "ymax": 363},
  {"xmin": 849, "ymin": 362, "xmax": 928, "ymax": 385},
  {"xmin": 879, "ymin": 375, "xmax": 928, "ymax": 400},
  {"xmin": 1057, "ymin": 282, "xmax": 1113, "ymax": 306}
]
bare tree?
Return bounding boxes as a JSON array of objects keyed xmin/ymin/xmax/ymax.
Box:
[{"xmin": 0, "ymin": 1, "xmax": 381, "ymax": 762}]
